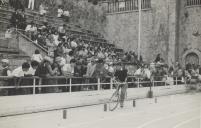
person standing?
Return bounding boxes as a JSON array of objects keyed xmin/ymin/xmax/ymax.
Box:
[
  {"xmin": 114, "ymin": 62, "xmax": 128, "ymax": 108},
  {"xmin": 28, "ymin": 0, "xmax": 34, "ymax": 10},
  {"xmin": 0, "ymin": 59, "xmax": 12, "ymax": 96}
]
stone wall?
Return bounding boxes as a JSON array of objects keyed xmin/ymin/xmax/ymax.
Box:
[
  {"xmin": 178, "ymin": 1, "xmax": 201, "ymax": 65},
  {"xmin": 105, "ymin": 0, "xmax": 177, "ymax": 64}
]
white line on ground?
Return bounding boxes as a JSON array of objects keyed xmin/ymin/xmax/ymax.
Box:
[
  {"xmin": 173, "ymin": 116, "xmax": 200, "ymax": 128},
  {"xmin": 136, "ymin": 108, "xmax": 200, "ymax": 128},
  {"xmin": 66, "ymin": 99, "xmax": 200, "ymax": 128}
]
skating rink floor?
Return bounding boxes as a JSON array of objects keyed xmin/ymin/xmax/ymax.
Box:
[{"xmin": 0, "ymin": 92, "xmax": 200, "ymax": 128}]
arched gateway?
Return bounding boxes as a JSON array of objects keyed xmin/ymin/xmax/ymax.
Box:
[{"xmin": 182, "ymin": 49, "xmax": 201, "ymax": 66}]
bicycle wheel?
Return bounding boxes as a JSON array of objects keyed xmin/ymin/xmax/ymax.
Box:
[{"xmin": 109, "ymin": 91, "xmax": 120, "ymax": 111}]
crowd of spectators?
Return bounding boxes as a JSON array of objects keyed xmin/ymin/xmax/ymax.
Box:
[
  {"xmin": 1, "ymin": 0, "xmax": 201, "ymax": 96},
  {"xmin": 1, "ymin": 50, "xmax": 201, "ymax": 96}
]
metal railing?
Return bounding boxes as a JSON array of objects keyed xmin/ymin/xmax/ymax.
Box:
[
  {"xmin": 0, "ymin": 75, "xmax": 187, "ymax": 96},
  {"xmin": 186, "ymin": 0, "xmax": 201, "ymax": 6},
  {"xmin": 107, "ymin": 0, "xmax": 151, "ymax": 13}
]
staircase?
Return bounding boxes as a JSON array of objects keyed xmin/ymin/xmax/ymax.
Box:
[
  {"xmin": 0, "ymin": 5, "xmax": 124, "ymax": 68},
  {"xmin": 0, "ymin": 31, "xmax": 30, "ymax": 70}
]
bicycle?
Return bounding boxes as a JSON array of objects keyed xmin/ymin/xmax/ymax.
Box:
[{"xmin": 108, "ymin": 78, "xmax": 127, "ymax": 111}]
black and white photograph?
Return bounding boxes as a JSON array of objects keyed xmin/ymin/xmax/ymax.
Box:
[{"xmin": 0, "ymin": 0, "xmax": 201, "ymax": 128}]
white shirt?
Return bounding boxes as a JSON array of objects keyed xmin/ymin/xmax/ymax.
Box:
[
  {"xmin": 31, "ymin": 54, "xmax": 43, "ymax": 63},
  {"xmin": 71, "ymin": 41, "xmax": 77, "ymax": 48},
  {"xmin": 12, "ymin": 67, "xmax": 29, "ymax": 77},
  {"xmin": 57, "ymin": 8, "xmax": 63, "ymax": 17},
  {"xmin": 53, "ymin": 34, "xmax": 60, "ymax": 46},
  {"xmin": 5, "ymin": 29, "xmax": 12, "ymax": 39},
  {"xmin": 25, "ymin": 25, "xmax": 31, "ymax": 32},
  {"xmin": 61, "ymin": 64, "xmax": 74, "ymax": 76},
  {"xmin": 27, "ymin": 67, "xmax": 36, "ymax": 75},
  {"xmin": 63, "ymin": 10, "xmax": 70, "ymax": 17},
  {"xmin": 134, "ymin": 68, "xmax": 151, "ymax": 79}
]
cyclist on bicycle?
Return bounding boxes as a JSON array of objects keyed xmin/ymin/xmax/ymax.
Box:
[{"xmin": 114, "ymin": 62, "xmax": 128, "ymax": 108}]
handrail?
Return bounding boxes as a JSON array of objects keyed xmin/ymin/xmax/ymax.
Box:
[
  {"xmin": 0, "ymin": 75, "xmax": 188, "ymax": 96},
  {"xmin": 16, "ymin": 30, "xmax": 48, "ymax": 53}
]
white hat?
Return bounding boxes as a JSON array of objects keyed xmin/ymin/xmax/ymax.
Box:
[{"xmin": 1, "ymin": 59, "xmax": 9, "ymax": 63}]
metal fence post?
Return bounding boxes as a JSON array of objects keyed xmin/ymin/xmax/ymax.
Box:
[
  {"xmin": 98, "ymin": 78, "xmax": 101, "ymax": 90},
  {"xmin": 69, "ymin": 78, "xmax": 72, "ymax": 93},
  {"xmin": 110, "ymin": 78, "xmax": 113, "ymax": 90},
  {"xmin": 38, "ymin": 78, "xmax": 42, "ymax": 93},
  {"xmin": 152, "ymin": 78, "xmax": 155, "ymax": 87},
  {"xmin": 33, "ymin": 78, "xmax": 36, "ymax": 95},
  {"xmin": 176, "ymin": 77, "xmax": 178, "ymax": 86},
  {"xmin": 137, "ymin": 78, "xmax": 140, "ymax": 88}
]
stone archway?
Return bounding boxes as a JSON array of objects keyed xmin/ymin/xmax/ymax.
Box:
[{"xmin": 182, "ymin": 49, "xmax": 201, "ymax": 67}]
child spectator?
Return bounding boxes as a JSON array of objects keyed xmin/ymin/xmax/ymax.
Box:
[
  {"xmin": 31, "ymin": 50, "xmax": 43, "ymax": 63},
  {"xmin": 5, "ymin": 26, "xmax": 13, "ymax": 39}
]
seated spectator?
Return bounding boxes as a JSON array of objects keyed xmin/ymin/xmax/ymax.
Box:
[
  {"xmin": 28, "ymin": 61, "xmax": 39, "ymax": 75},
  {"xmin": 65, "ymin": 50, "xmax": 74, "ymax": 64},
  {"xmin": 25, "ymin": 21, "xmax": 37, "ymax": 40},
  {"xmin": 78, "ymin": 46, "xmax": 88, "ymax": 58},
  {"xmin": 107, "ymin": 62, "xmax": 115, "ymax": 76},
  {"xmin": 54, "ymin": 43, "xmax": 64, "ymax": 58},
  {"xmin": 39, "ymin": 2, "xmax": 47, "ymax": 15},
  {"xmin": 63, "ymin": 42, "xmax": 72, "ymax": 55},
  {"xmin": 35, "ymin": 56, "xmax": 59, "ymax": 93},
  {"xmin": 18, "ymin": 9, "xmax": 26, "ymax": 30},
  {"xmin": 92, "ymin": 59, "xmax": 109, "ymax": 78},
  {"xmin": 52, "ymin": 31, "xmax": 60, "ymax": 46},
  {"xmin": 173, "ymin": 62, "xmax": 183, "ymax": 84},
  {"xmin": 70, "ymin": 37, "xmax": 78, "ymax": 49},
  {"xmin": 60, "ymin": 59, "xmax": 76, "ymax": 76},
  {"xmin": 10, "ymin": 9, "xmax": 22, "ymax": 28},
  {"xmin": 134, "ymin": 64, "xmax": 151, "ymax": 86},
  {"xmin": 58, "ymin": 24, "xmax": 66, "ymax": 38},
  {"xmin": 35, "ymin": 56, "xmax": 56, "ymax": 77},
  {"xmin": 85, "ymin": 57, "xmax": 96, "ymax": 77},
  {"xmin": 63, "ymin": 10, "xmax": 70, "ymax": 22},
  {"xmin": 46, "ymin": 34, "xmax": 55, "ymax": 57},
  {"xmin": 0, "ymin": 59, "xmax": 12, "ymax": 76},
  {"xmin": 155, "ymin": 54, "xmax": 163, "ymax": 63},
  {"xmin": 97, "ymin": 49, "xmax": 105, "ymax": 59},
  {"xmin": 74, "ymin": 60, "xmax": 86, "ymax": 77},
  {"xmin": 0, "ymin": 59, "xmax": 11, "ymax": 96},
  {"xmin": 5, "ymin": 26, "xmax": 13, "ymax": 39},
  {"xmin": 31, "ymin": 50, "xmax": 43, "ymax": 63},
  {"xmin": 57, "ymin": 5, "xmax": 64, "ymax": 18},
  {"xmin": 12, "ymin": 62, "xmax": 30, "ymax": 77},
  {"xmin": 37, "ymin": 32, "xmax": 47, "ymax": 47}
]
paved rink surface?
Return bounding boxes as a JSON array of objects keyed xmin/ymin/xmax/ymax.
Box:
[{"xmin": 0, "ymin": 92, "xmax": 201, "ymax": 128}]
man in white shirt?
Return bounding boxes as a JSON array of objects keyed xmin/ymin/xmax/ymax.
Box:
[
  {"xmin": 85, "ymin": 57, "xmax": 96, "ymax": 77},
  {"xmin": 12, "ymin": 62, "xmax": 30, "ymax": 77},
  {"xmin": 134, "ymin": 65, "xmax": 151, "ymax": 79},
  {"xmin": 70, "ymin": 38, "xmax": 77, "ymax": 49},
  {"xmin": 57, "ymin": 6, "xmax": 64, "ymax": 18},
  {"xmin": 134, "ymin": 64, "xmax": 151, "ymax": 87},
  {"xmin": 61, "ymin": 59, "xmax": 76, "ymax": 76}
]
